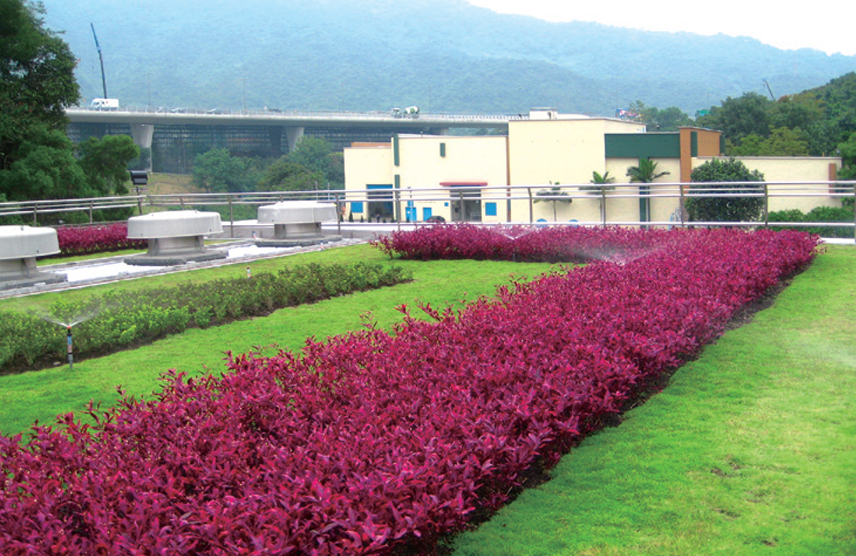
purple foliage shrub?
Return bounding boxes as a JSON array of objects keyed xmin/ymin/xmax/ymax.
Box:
[
  {"xmin": 0, "ymin": 228, "xmax": 820, "ymax": 555},
  {"xmin": 372, "ymin": 224, "xmax": 680, "ymax": 263},
  {"xmin": 55, "ymin": 223, "xmax": 147, "ymax": 257}
]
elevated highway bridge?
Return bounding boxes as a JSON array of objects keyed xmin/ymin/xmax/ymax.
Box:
[{"xmin": 65, "ymin": 107, "xmax": 514, "ymax": 173}]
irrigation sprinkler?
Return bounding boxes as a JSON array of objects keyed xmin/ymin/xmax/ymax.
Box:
[
  {"xmin": 67, "ymin": 325, "xmax": 73, "ymax": 371},
  {"xmin": 31, "ymin": 309, "xmax": 100, "ymax": 370}
]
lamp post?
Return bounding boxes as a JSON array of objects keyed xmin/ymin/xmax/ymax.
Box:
[{"xmin": 130, "ymin": 170, "xmax": 148, "ymax": 215}]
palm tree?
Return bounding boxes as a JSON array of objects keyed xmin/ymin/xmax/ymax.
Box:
[
  {"xmin": 590, "ymin": 170, "xmax": 615, "ymax": 185},
  {"xmin": 626, "ymin": 158, "xmax": 669, "ymax": 183},
  {"xmin": 627, "ymin": 158, "xmax": 669, "ymax": 224},
  {"xmin": 534, "ymin": 182, "xmax": 572, "ymax": 222},
  {"xmin": 585, "ymin": 170, "xmax": 615, "ymax": 223}
]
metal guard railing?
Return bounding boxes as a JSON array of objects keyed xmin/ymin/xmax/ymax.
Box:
[{"xmin": 1, "ymin": 181, "xmax": 854, "ymax": 239}]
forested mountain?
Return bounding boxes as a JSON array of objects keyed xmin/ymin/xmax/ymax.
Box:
[{"xmin": 41, "ymin": 0, "xmax": 855, "ymax": 116}]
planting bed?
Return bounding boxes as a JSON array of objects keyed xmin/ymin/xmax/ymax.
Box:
[
  {"xmin": 0, "ymin": 227, "xmax": 820, "ymax": 555},
  {"xmin": 54, "ymin": 223, "xmax": 147, "ymax": 257},
  {"xmin": 0, "ymin": 262, "xmax": 411, "ymax": 375}
]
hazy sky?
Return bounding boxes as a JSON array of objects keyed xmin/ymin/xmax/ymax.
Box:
[{"xmin": 465, "ymin": 0, "xmax": 855, "ymax": 56}]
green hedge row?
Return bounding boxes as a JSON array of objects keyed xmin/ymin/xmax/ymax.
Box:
[
  {"xmin": 0, "ymin": 262, "xmax": 411, "ymax": 375},
  {"xmin": 768, "ymin": 206, "xmax": 855, "ymax": 238}
]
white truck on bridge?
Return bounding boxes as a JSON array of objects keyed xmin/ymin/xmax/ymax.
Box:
[{"xmin": 89, "ymin": 98, "xmax": 119, "ymax": 110}]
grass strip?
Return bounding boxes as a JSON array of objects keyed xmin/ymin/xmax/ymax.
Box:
[
  {"xmin": 450, "ymin": 245, "xmax": 856, "ymax": 555},
  {"xmin": 0, "ymin": 243, "xmax": 557, "ymax": 436}
]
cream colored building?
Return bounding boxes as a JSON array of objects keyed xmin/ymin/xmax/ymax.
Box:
[{"xmin": 344, "ymin": 110, "xmax": 842, "ymax": 224}]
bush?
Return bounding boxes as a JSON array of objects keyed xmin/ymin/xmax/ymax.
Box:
[
  {"xmin": 373, "ymin": 224, "xmax": 673, "ymax": 263},
  {"xmin": 0, "ymin": 262, "xmax": 411, "ymax": 375},
  {"xmin": 54, "ymin": 223, "xmax": 147, "ymax": 257},
  {"xmin": 768, "ymin": 206, "xmax": 855, "ymax": 238},
  {"xmin": 685, "ymin": 158, "xmax": 766, "ymax": 222}
]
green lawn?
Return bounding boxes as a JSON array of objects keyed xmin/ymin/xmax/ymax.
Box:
[{"xmin": 450, "ymin": 245, "xmax": 856, "ymax": 555}]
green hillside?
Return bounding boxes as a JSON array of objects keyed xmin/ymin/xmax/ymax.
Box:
[{"xmin": 41, "ymin": 0, "xmax": 856, "ymax": 116}]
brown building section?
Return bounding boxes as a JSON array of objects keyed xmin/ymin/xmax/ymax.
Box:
[{"xmin": 679, "ymin": 127, "xmax": 724, "ymax": 183}]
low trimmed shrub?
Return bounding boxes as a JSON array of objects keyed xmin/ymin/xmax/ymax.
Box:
[
  {"xmin": 769, "ymin": 206, "xmax": 855, "ymax": 238},
  {"xmin": 373, "ymin": 224, "xmax": 674, "ymax": 263},
  {"xmin": 0, "ymin": 262, "xmax": 411, "ymax": 375}
]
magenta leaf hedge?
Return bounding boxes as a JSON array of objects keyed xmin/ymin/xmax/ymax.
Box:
[
  {"xmin": 0, "ymin": 228, "xmax": 820, "ymax": 555},
  {"xmin": 55, "ymin": 223, "xmax": 146, "ymax": 257},
  {"xmin": 372, "ymin": 224, "xmax": 673, "ymax": 263}
]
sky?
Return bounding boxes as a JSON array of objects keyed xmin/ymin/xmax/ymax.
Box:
[{"xmin": 464, "ymin": 0, "xmax": 855, "ymax": 56}]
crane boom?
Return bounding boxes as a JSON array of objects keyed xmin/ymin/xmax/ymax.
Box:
[
  {"xmin": 762, "ymin": 79, "xmax": 776, "ymax": 101},
  {"xmin": 90, "ymin": 23, "xmax": 108, "ymax": 99}
]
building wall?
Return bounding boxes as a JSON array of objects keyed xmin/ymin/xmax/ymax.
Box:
[
  {"xmin": 508, "ymin": 118, "xmax": 646, "ymax": 187},
  {"xmin": 695, "ymin": 156, "xmax": 843, "ymax": 212},
  {"xmin": 680, "ymin": 127, "xmax": 724, "ymax": 182},
  {"xmin": 344, "ymin": 135, "xmax": 509, "ymax": 222},
  {"xmin": 603, "ymin": 157, "xmax": 683, "ymax": 224},
  {"xmin": 395, "ymin": 135, "xmax": 509, "ymax": 222},
  {"xmin": 344, "ymin": 145, "xmax": 394, "ymax": 220}
]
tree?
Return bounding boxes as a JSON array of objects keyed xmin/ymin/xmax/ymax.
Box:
[
  {"xmin": 0, "ymin": 127, "xmax": 88, "ymax": 201},
  {"xmin": 697, "ymin": 92, "xmax": 772, "ymax": 149},
  {"xmin": 0, "ymin": 1, "xmax": 131, "ymax": 207},
  {"xmin": 626, "ymin": 158, "xmax": 669, "ymax": 184},
  {"xmin": 685, "ymin": 158, "xmax": 765, "ymax": 223},
  {"xmin": 286, "ymin": 136, "xmax": 344, "ymax": 189},
  {"xmin": 729, "ymin": 127, "xmax": 809, "ymax": 156},
  {"xmin": 288, "ymin": 136, "xmax": 332, "ymax": 174},
  {"xmin": 837, "ymin": 133, "xmax": 856, "ymax": 206},
  {"xmin": 77, "ymin": 135, "xmax": 140, "ymax": 196},
  {"xmin": 627, "ymin": 158, "xmax": 669, "ymax": 224},
  {"xmin": 0, "ymin": 0, "xmax": 79, "ymax": 173},
  {"xmin": 192, "ymin": 148, "xmax": 258, "ymax": 193},
  {"xmin": 534, "ymin": 183, "xmax": 571, "ymax": 222},
  {"xmin": 259, "ymin": 159, "xmax": 324, "ymax": 192},
  {"xmin": 756, "ymin": 127, "xmax": 809, "ymax": 156},
  {"xmin": 584, "ymin": 170, "xmax": 616, "ymax": 223},
  {"xmin": 589, "ymin": 170, "xmax": 615, "ymax": 186},
  {"xmin": 628, "ymin": 101, "xmax": 692, "ymax": 131}
]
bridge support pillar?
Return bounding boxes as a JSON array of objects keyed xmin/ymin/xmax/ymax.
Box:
[
  {"xmin": 129, "ymin": 124, "xmax": 154, "ymax": 170},
  {"xmin": 286, "ymin": 126, "xmax": 305, "ymax": 153},
  {"xmin": 268, "ymin": 126, "xmax": 284, "ymax": 156}
]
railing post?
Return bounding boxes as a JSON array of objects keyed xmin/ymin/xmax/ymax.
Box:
[
  {"xmin": 395, "ymin": 188, "xmax": 402, "ymax": 230},
  {"xmin": 506, "ymin": 184, "xmax": 512, "ymax": 223},
  {"xmin": 33, "ymin": 203, "xmax": 38, "ymax": 226},
  {"xmin": 764, "ymin": 182, "xmax": 769, "ymax": 228},
  {"xmin": 334, "ymin": 193, "xmax": 342, "ymax": 236},
  {"xmin": 228, "ymin": 196, "xmax": 234, "ymax": 238},
  {"xmin": 89, "ymin": 201, "xmax": 94, "ymax": 224},
  {"xmin": 527, "ymin": 187, "xmax": 533, "ymax": 224},
  {"xmin": 601, "ymin": 186, "xmax": 607, "ymax": 227},
  {"xmin": 678, "ymin": 182, "xmax": 685, "ymax": 228}
]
